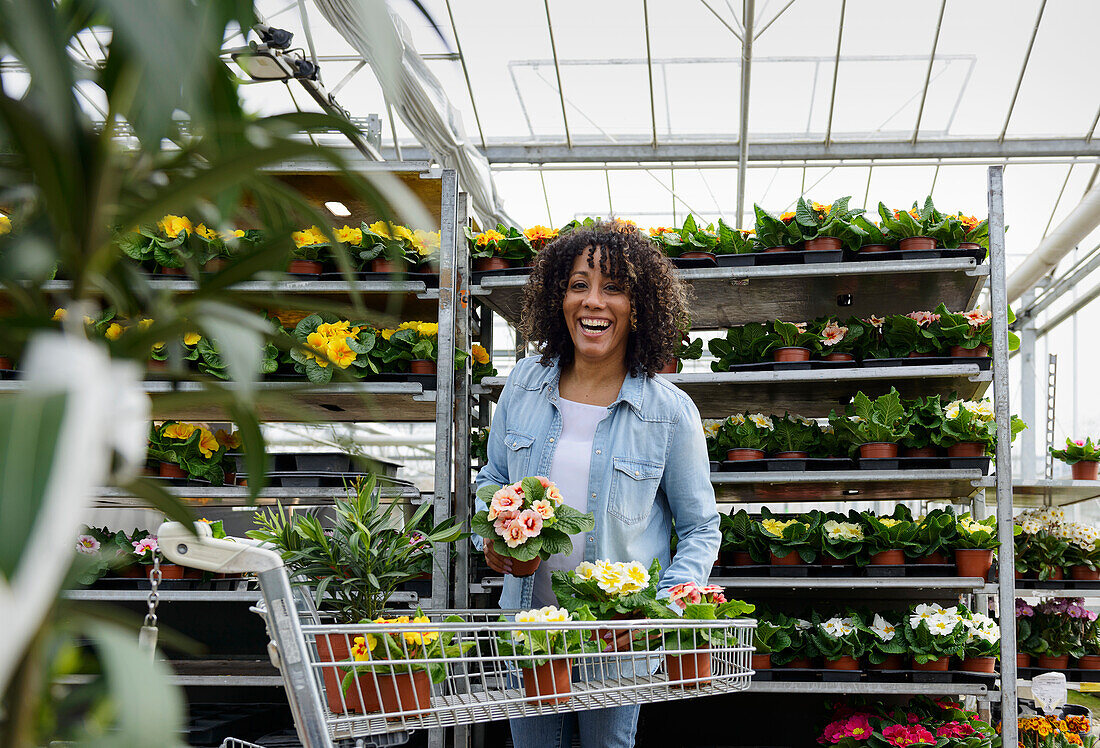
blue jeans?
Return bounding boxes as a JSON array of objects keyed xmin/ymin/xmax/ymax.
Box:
[{"xmin": 509, "ymin": 704, "xmax": 640, "ymax": 748}]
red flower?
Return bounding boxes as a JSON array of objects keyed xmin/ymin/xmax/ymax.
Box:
[{"xmin": 937, "ymin": 721, "xmax": 975, "ymax": 738}]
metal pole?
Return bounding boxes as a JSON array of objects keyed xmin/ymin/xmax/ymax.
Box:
[
  {"xmin": 1019, "ymin": 290, "xmax": 1037, "ymax": 481},
  {"xmin": 444, "ymin": 0, "xmax": 488, "ymax": 150},
  {"xmin": 987, "ymin": 165, "xmax": 1017, "ymax": 747},
  {"xmin": 823, "ymin": 0, "xmax": 846, "ymax": 147},
  {"xmin": 998, "ymin": 0, "xmax": 1047, "ymax": 142},
  {"xmin": 912, "ymin": 0, "xmax": 947, "ymax": 144},
  {"xmin": 543, "ymin": 0, "xmax": 572, "ymax": 148},
  {"xmin": 735, "ymin": 0, "xmax": 755, "ymax": 228},
  {"xmin": 643, "ymin": 0, "xmax": 659, "ymax": 148},
  {"xmin": 452, "ymin": 191, "xmax": 471, "ymax": 748}
]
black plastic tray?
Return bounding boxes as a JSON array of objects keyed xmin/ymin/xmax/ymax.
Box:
[
  {"xmin": 319, "ymin": 271, "xmax": 439, "ymax": 287},
  {"xmin": 671, "ymin": 255, "xmax": 719, "ymax": 269},
  {"xmin": 713, "ymin": 564, "xmax": 959, "ymax": 578},
  {"xmin": 724, "ymin": 358, "xmax": 859, "ymax": 372},
  {"xmin": 718, "ymin": 457, "xmax": 856, "ymax": 472},
  {"xmin": 850, "ymin": 246, "xmax": 987, "ymax": 263},
  {"xmin": 761, "ymin": 668, "xmax": 996, "ymax": 683},
  {"xmin": 754, "ymin": 249, "xmax": 844, "ymax": 266},
  {"xmin": 470, "ymin": 266, "xmax": 532, "ymax": 284},
  {"xmin": 1016, "ymin": 579, "xmax": 1100, "ymax": 590},
  {"xmin": 855, "ymin": 455, "xmax": 991, "ymax": 474},
  {"xmin": 262, "ymin": 371, "xmax": 436, "ymax": 388},
  {"xmin": 715, "ymin": 253, "xmax": 756, "ymax": 268},
  {"xmin": 862, "ymin": 355, "xmax": 992, "ymax": 370},
  {"xmin": 0, "ymin": 368, "xmax": 19, "ymax": 380}
]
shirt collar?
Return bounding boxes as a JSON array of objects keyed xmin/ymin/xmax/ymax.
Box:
[{"xmin": 544, "ymin": 357, "xmax": 645, "ymax": 414}]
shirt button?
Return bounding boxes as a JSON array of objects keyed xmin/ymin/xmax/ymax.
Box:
[
  {"xmin": 634, "ymin": 471, "xmax": 640, "ymax": 476},
  {"xmin": 549, "ymin": 437, "xmax": 554, "ymax": 443},
  {"xmin": 595, "ymin": 449, "xmax": 601, "ymax": 455},
  {"xmin": 591, "ymin": 492, "xmax": 596, "ymax": 498},
  {"xmin": 587, "ymin": 537, "xmax": 594, "ymax": 543}
]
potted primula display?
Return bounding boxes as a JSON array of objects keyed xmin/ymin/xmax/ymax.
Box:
[
  {"xmin": 341, "ymin": 609, "xmax": 473, "ymax": 715},
  {"xmin": 934, "ymin": 398, "xmax": 1026, "ymax": 458},
  {"xmin": 752, "ymin": 204, "xmax": 803, "ymax": 252},
  {"xmin": 288, "ymin": 225, "xmax": 329, "ymax": 274},
  {"xmin": 719, "ymin": 509, "xmax": 766, "ymax": 565},
  {"xmin": 768, "ymin": 412, "xmax": 820, "ymax": 459},
  {"xmin": 851, "ymin": 215, "xmax": 891, "ymax": 252},
  {"xmin": 523, "ymin": 225, "xmax": 558, "ymax": 253},
  {"xmin": 551, "ymin": 558, "xmax": 663, "ymax": 645},
  {"xmin": 1062, "ymin": 521, "xmax": 1100, "ymax": 581},
  {"xmin": 497, "ymin": 605, "xmax": 590, "ymax": 705},
  {"xmin": 129, "ymin": 531, "xmax": 186, "ymax": 579},
  {"xmin": 959, "ymin": 609, "xmax": 1000, "ymax": 673},
  {"xmin": 660, "ymin": 332, "xmax": 704, "ymax": 374},
  {"xmin": 708, "ymin": 322, "xmax": 770, "ymax": 371},
  {"xmin": 1079, "ymin": 614, "xmax": 1100, "ymax": 670},
  {"xmin": 899, "ymin": 395, "xmax": 944, "ymax": 457},
  {"xmin": 816, "ymin": 512, "xmax": 865, "ymax": 566},
  {"xmin": 902, "ymin": 603, "xmax": 967, "ymax": 671},
  {"xmin": 1051, "ymin": 437, "xmax": 1100, "ymax": 481},
  {"xmin": 471, "ymin": 343, "xmax": 496, "ymax": 384},
  {"xmin": 791, "ymin": 196, "xmax": 868, "ymax": 252},
  {"xmin": 748, "ymin": 615, "xmax": 791, "ymax": 672},
  {"xmin": 934, "ymin": 302, "xmax": 1021, "ymax": 356},
  {"xmin": 860, "ymin": 509, "xmax": 918, "ymax": 566},
  {"xmin": 812, "ymin": 317, "xmax": 865, "ymax": 362},
  {"xmin": 881, "ymin": 311, "xmax": 942, "ymax": 358},
  {"xmin": 289, "ymin": 315, "xmax": 377, "ymax": 383},
  {"xmin": 1026, "ymin": 597, "xmax": 1096, "ymax": 670},
  {"xmin": 817, "ymin": 696, "xmax": 1000, "ymax": 747},
  {"xmin": 830, "ymin": 389, "xmax": 910, "ymax": 459},
  {"xmin": 955, "ymin": 213, "xmax": 989, "ymax": 250},
  {"xmin": 654, "ymin": 582, "xmax": 754, "ymax": 688},
  {"xmin": 865, "ymin": 612, "xmax": 906, "ymax": 670},
  {"xmin": 716, "ymin": 412, "xmax": 774, "ymax": 460},
  {"xmin": 466, "ymin": 224, "xmax": 533, "ymax": 270},
  {"xmin": 877, "ymin": 197, "xmax": 952, "ymax": 252},
  {"xmin": 912, "ymin": 507, "xmax": 959, "ymax": 564},
  {"xmin": 147, "ymin": 421, "xmax": 234, "ymax": 485},
  {"xmin": 358, "ymin": 220, "xmax": 422, "ymax": 273},
  {"xmin": 756, "ymin": 510, "xmax": 818, "ymax": 565},
  {"xmin": 384, "ymin": 321, "xmax": 467, "ymax": 375},
  {"xmin": 952, "ymin": 513, "xmax": 1004, "ymax": 579},
  {"xmin": 473, "ymin": 477, "xmax": 595, "ymax": 577},
  {"xmin": 807, "ymin": 613, "xmax": 867, "ymax": 671},
  {"xmin": 1014, "ymin": 508, "xmax": 1072, "ymax": 581},
  {"xmin": 764, "ymin": 320, "xmax": 821, "ymax": 362}
]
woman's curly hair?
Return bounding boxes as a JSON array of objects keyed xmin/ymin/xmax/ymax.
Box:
[{"xmin": 519, "ymin": 221, "xmax": 691, "ymax": 377}]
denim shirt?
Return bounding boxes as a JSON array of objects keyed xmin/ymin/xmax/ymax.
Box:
[{"xmin": 474, "ymin": 355, "xmax": 720, "ymax": 610}]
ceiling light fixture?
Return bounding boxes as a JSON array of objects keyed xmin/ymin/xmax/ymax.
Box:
[
  {"xmin": 228, "ymin": 25, "xmax": 318, "ymax": 82},
  {"xmin": 325, "ymin": 201, "xmax": 351, "ymax": 217}
]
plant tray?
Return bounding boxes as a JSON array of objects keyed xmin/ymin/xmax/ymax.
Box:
[
  {"xmin": 768, "ymin": 668, "xmax": 996, "ymax": 684},
  {"xmin": 470, "ymin": 266, "xmax": 532, "ymax": 284},
  {"xmin": 715, "ymin": 253, "xmax": 756, "ymax": 267},
  {"xmin": 849, "ymin": 246, "xmax": 987, "ymax": 263},
  {"xmin": 714, "ymin": 564, "xmax": 959, "ymax": 578},
  {"xmin": 719, "ymin": 457, "xmax": 857, "ymax": 472},
  {"xmin": 861, "ymin": 356, "xmax": 992, "ymax": 370},
  {"xmin": 320, "ymin": 271, "xmax": 439, "ymax": 287},
  {"xmin": 864, "ymin": 565, "xmax": 906, "ymax": 577},
  {"xmin": 723, "ymin": 359, "xmax": 861, "ymax": 372},
  {"xmin": 184, "ymin": 703, "xmax": 290, "ymax": 746},
  {"xmin": 0, "ymin": 369, "xmax": 20, "ymax": 380},
  {"xmin": 671, "ymin": 255, "xmax": 718, "ymax": 269},
  {"xmin": 1016, "ymin": 579, "xmax": 1100, "ymax": 590},
  {"xmin": 765, "ymin": 458, "xmax": 808, "ymax": 472},
  {"xmin": 753, "ymin": 249, "xmax": 844, "ymax": 266},
  {"xmin": 855, "ymin": 455, "xmax": 991, "ymax": 474},
  {"xmin": 259, "ymin": 471, "xmax": 371, "ymax": 488}
]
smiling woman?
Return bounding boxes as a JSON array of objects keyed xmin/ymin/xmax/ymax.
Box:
[{"xmin": 474, "ymin": 222, "xmax": 719, "ymax": 748}]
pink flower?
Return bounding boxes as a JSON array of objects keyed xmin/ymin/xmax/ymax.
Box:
[
  {"xmin": 936, "ymin": 722, "xmax": 974, "ymax": 738},
  {"xmin": 841, "ymin": 714, "xmax": 872, "ymax": 740},
  {"xmin": 905, "ymin": 311, "xmax": 938, "ymax": 327},
  {"xmin": 962, "ymin": 309, "xmax": 991, "ymax": 327},
  {"xmin": 488, "ymin": 486, "xmax": 522, "ymax": 520},
  {"xmin": 76, "ymin": 535, "xmax": 101, "ymax": 554},
  {"xmin": 822, "ymin": 322, "xmax": 847, "ymax": 346},
  {"xmin": 1075, "ymin": 439, "xmax": 1086, "ymax": 447},
  {"xmin": 699, "ymin": 584, "xmax": 727, "ymax": 603},
  {"xmin": 668, "ymin": 582, "xmax": 703, "ymax": 609},
  {"xmin": 533, "ymin": 476, "xmax": 553, "ymax": 489},
  {"xmin": 864, "ymin": 315, "xmax": 885, "ymax": 328},
  {"xmin": 545, "ymin": 485, "xmax": 564, "ymax": 505},
  {"xmin": 493, "ymin": 510, "xmax": 518, "ymax": 536},
  {"xmin": 515, "ymin": 509, "xmax": 544, "ymax": 538},
  {"xmin": 132, "ymin": 536, "xmax": 158, "ymax": 558},
  {"xmin": 500, "ymin": 519, "xmax": 528, "ymax": 548}
]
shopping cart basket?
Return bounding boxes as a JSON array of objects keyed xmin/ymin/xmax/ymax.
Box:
[{"xmin": 159, "ymin": 521, "xmax": 756, "ymax": 748}]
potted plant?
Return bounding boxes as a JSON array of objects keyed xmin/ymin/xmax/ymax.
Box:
[
  {"xmin": 807, "ymin": 613, "xmax": 867, "ymax": 670},
  {"xmin": 341, "ymin": 609, "xmax": 473, "ymax": 716},
  {"xmin": 382, "ymin": 321, "xmax": 468, "ymax": 376},
  {"xmin": 818, "ymin": 512, "xmax": 865, "ymax": 566},
  {"xmin": 497, "ymin": 605, "xmax": 590, "ymax": 705},
  {"xmin": 1062, "ymin": 520, "xmax": 1100, "ymax": 581},
  {"xmin": 466, "ymin": 224, "xmax": 532, "ymax": 270},
  {"xmin": 1078, "ymin": 615, "xmax": 1100, "ymax": 670},
  {"xmin": 852, "ymin": 314, "xmax": 889, "ymax": 361},
  {"xmin": 656, "ymin": 582, "xmax": 755, "ymax": 687},
  {"xmin": 289, "ymin": 315, "xmax": 376, "ymax": 383},
  {"xmin": 959, "ymin": 608, "xmax": 1000, "ymax": 673},
  {"xmin": 129, "ymin": 532, "xmax": 185, "ymax": 579},
  {"xmin": 952, "ymin": 513, "xmax": 1004, "ymax": 578},
  {"xmin": 1051, "ymin": 438, "xmax": 1100, "ymax": 480},
  {"xmin": 771, "ymin": 613, "xmax": 815, "ymax": 668},
  {"xmin": 551, "ymin": 558, "xmax": 662, "ymax": 645},
  {"xmin": 247, "ymin": 476, "xmax": 465, "ymax": 713},
  {"xmin": 861, "ymin": 509, "xmax": 918, "ymax": 566},
  {"xmin": 748, "ymin": 618, "xmax": 788, "ymax": 672},
  {"xmin": 473, "ymin": 476, "xmax": 596, "ymax": 577},
  {"xmin": 768, "ymin": 412, "xmax": 820, "ymax": 458},
  {"xmin": 719, "ymin": 509, "xmax": 766, "ymax": 565},
  {"xmin": 934, "ymin": 398, "xmax": 997, "ymax": 457},
  {"xmin": 954, "ymin": 213, "xmax": 989, "ymax": 250},
  {"xmin": 866, "ymin": 612, "xmax": 906, "ymax": 670},
  {"xmin": 912, "ymin": 507, "xmax": 958, "ymax": 564},
  {"xmin": 882, "ymin": 311, "xmax": 941, "ymax": 358},
  {"xmin": 1016, "ymin": 598, "xmax": 1037, "ymax": 668},
  {"xmin": 903, "ymin": 603, "xmax": 966, "ymax": 671},
  {"xmin": 812, "ymin": 317, "xmax": 865, "ymax": 362},
  {"xmin": 410, "ymin": 228, "xmax": 441, "ymax": 272},
  {"xmin": 708, "ymin": 323, "xmax": 769, "ymax": 371},
  {"xmin": 830, "ymin": 389, "xmax": 910, "ymax": 459},
  {"xmin": 851, "ymin": 215, "xmax": 892, "ymax": 252},
  {"xmin": 1028, "ymin": 598, "xmax": 1094, "ymax": 670},
  {"xmin": 752, "ymin": 204, "xmax": 803, "ymax": 252},
  {"xmin": 288, "ymin": 225, "xmax": 329, "ymax": 274},
  {"xmin": 147, "ymin": 421, "xmax": 230, "ymax": 485},
  {"xmin": 900, "ymin": 395, "xmax": 944, "ymax": 457},
  {"xmin": 714, "ymin": 219, "xmax": 755, "ymax": 256},
  {"xmin": 523, "ymin": 225, "xmax": 559, "ymax": 254},
  {"xmin": 471, "ymin": 343, "xmax": 496, "ymax": 384},
  {"xmin": 358, "ymin": 220, "xmax": 417, "ymax": 273},
  {"xmin": 791, "ymin": 197, "xmax": 868, "ymax": 252},
  {"xmin": 765, "ymin": 320, "xmax": 821, "ymax": 362},
  {"xmin": 757, "ymin": 510, "xmax": 817, "ymax": 565},
  {"xmin": 660, "ymin": 333, "xmax": 703, "ymax": 374},
  {"xmin": 471, "ymin": 427, "xmax": 490, "ymax": 464},
  {"xmin": 877, "ymin": 197, "xmax": 951, "ymax": 252},
  {"xmin": 124, "ymin": 214, "xmax": 192, "ymax": 274},
  {"xmin": 716, "ymin": 412, "xmax": 774, "ymax": 461},
  {"xmin": 934, "ymin": 303, "xmax": 1021, "ymax": 357}
]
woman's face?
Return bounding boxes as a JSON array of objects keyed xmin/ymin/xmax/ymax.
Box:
[{"xmin": 562, "ymin": 247, "xmax": 632, "ymax": 367}]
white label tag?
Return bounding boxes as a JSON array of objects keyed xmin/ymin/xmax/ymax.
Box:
[{"xmin": 1032, "ymin": 672, "xmax": 1068, "ymax": 715}]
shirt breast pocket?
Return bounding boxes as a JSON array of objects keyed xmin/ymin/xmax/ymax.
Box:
[
  {"xmin": 505, "ymin": 430, "xmax": 536, "ymax": 479},
  {"xmin": 608, "ymin": 456, "xmax": 664, "ymax": 525}
]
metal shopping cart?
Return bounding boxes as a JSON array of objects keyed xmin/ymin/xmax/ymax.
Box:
[{"xmin": 158, "ymin": 521, "xmax": 756, "ymax": 748}]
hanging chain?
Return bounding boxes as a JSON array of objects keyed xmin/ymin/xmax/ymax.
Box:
[{"xmin": 144, "ymin": 549, "xmax": 162, "ymax": 628}]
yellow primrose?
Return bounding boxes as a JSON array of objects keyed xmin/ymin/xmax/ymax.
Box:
[
  {"xmin": 760, "ymin": 518, "xmax": 801, "ymax": 537},
  {"xmin": 335, "ymin": 225, "xmax": 362, "ymax": 246},
  {"xmin": 231, "ymin": 229, "xmax": 247, "ymax": 238},
  {"xmin": 52, "ymin": 308, "xmax": 67, "ymax": 322},
  {"xmin": 195, "ymin": 224, "xmax": 219, "ymax": 241},
  {"xmin": 368, "ymin": 221, "xmax": 393, "ymax": 239},
  {"xmin": 158, "ymin": 215, "xmax": 192, "ymax": 238},
  {"xmin": 326, "ymin": 337, "xmax": 357, "ymax": 368},
  {"xmin": 0, "ymin": 214, "xmax": 10, "ymax": 234},
  {"xmin": 472, "ymin": 344, "xmax": 491, "ymax": 365},
  {"xmin": 196, "ymin": 427, "xmax": 220, "ymax": 459},
  {"xmin": 104, "ymin": 323, "xmax": 124, "ymax": 341},
  {"xmin": 183, "ymin": 332, "xmax": 201, "ymax": 346},
  {"xmin": 162, "ymin": 422, "xmax": 196, "ymax": 440},
  {"xmin": 414, "ymin": 229, "xmax": 441, "ymax": 250},
  {"xmin": 292, "ymin": 226, "xmax": 326, "ymax": 248},
  {"xmin": 215, "ymin": 429, "xmax": 241, "ymax": 450},
  {"xmin": 392, "ymin": 225, "xmax": 416, "ymax": 244},
  {"xmin": 416, "ymin": 322, "xmax": 439, "ymax": 337},
  {"xmin": 475, "ymin": 229, "xmax": 505, "ymax": 247},
  {"xmin": 351, "ymin": 634, "xmax": 377, "ymax": 659},
  {"xmin": 878, "ymin": 518, "xmax": 903, "ymax": 528},
  {"xmin": 380, "ymin": 328, "xmax": 396, "ymax": 341},
  {"xmin": 398, "ymin": 320, "xmax": 421, "ymax": 332}
]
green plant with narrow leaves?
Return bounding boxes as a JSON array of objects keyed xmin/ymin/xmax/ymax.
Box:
[
  {"xmin": 752, "ymin": 204, "xmax": 803, "ymax": 248},
  {"xmin": 709, "ymin": 323, "xmax": 770, "ymax": 370},
  {"xmin": 792, "ymin": 196, "xmax": 868, "ymax": 251}
]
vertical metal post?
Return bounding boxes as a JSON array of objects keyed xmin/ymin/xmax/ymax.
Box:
[
  {"xmin": 452, "ymin": 192, "xmax": 471, "ymax": 748},
  {"xmin": 987, "ymin": 165, "xmax": 1017, "ymax": 747},
  {"xmin": 735, "ymin": 0, "xmax": 755, "ymax": 228},
  {"xmin": 1046, "ymin": 354, "xmax": 1058, "ymax": 481},
  {"xmin": 1019, "ymin": 291, "xmax": 1037, "ymax": 481}
]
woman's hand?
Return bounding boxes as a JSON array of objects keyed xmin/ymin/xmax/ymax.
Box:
[{"xmin": 483, "ymin": 539, "xmax": 513, "ymax": 575}]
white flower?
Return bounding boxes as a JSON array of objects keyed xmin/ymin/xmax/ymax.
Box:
[
  {"xmin": 909, "ymin": 603, "xmax": 945, "ymax": 629},
  {"xmin": 575, "ymin": 561, "xmax": 598, "ymax": 580},
  {"xmin": 794, "ymin": 618, "xmax": 813, "ymax": 631},
  {"xmin": 729, "ymin": 414, "xmax": 747, "ymax": 426},
  {"xmin": 748, "ymin": 413, "xmax": 773, "ymax": 430},
  {"xmin": 871, "ymin": 614, "xmax": 896, "ymax": 642},
  {"xmin": 703, "ymin": 420, "xmax": 722, "ymax": 437},
  {"xmin": 76, "ymin": 535, "xmax": 100, "ymax": 554},
  {"xmin": 822, "ymin": 617, "xmax": 856, "ymax": 637},
  {"xmin": 823, "ymin": 520, "xmax": 863, "ymax": 541}
]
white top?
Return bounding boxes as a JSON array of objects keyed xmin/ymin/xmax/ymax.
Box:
[{"xmin": 530, "ymin": 396, "xmax": 606, "ymax": 607}]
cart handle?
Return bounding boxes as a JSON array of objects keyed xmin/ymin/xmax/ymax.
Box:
[{"xmin": 157, "ymin": 521, "xmax": 284, "ymax": 574}]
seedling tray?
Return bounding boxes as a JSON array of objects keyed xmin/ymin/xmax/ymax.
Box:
[
  {"xmin": 765, "ymin": 668, "xmax": 996, "ymax": 684},
  {"xmin": 715, "ymin": 564, "xmax": 959, "ymax": 578},
  {"xmin": 861, "ymin": 356, "xmax": 992, "ymax": 371}
]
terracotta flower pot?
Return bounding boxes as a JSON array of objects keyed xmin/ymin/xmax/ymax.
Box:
[
  {"xmin": 202, "ymin": 258, "xmax": 228, "ymax": 273},
  {"xmin": 146, "ymin": 359, "xmax": 168, "ymax": 372},
  {"xmin": 316, "ymin": 633, "xmax": 355, "ymax": 713},
  {"xmin": 666, "ymin": 644, "xmax": 712, "ymax": 688},
  {"xmin": 823, "ymin": 352, "xmax": 855, "ymax": 362},
  {"xmin": 955, "ymin": 549, "xmax": 993, "ymax": 578},
  {"xmin": 727, "ymin": 448, "xmax": 764, "ymax": 461},
  {"xmin": 960, "ymin": 656, "xmax": 996, "ymax": 673},
  {"xmin": 657, "ymin": 360, "xmax": 678, "ymax": 374},
  {"xmin": 870, "ymin": 549, "xmax": 905, "ymax": 565},
  {"xmin": 1071, "ymin": 565, "xmax": 1100, "ymax": 581},
  {"xmin": 1072, "ymin": 461, "xmax": 1100, "ymax": 480},
  {"xmin": 409, "ymin": 359, "xmax": 436, "ymax": 375},
  {"xmin": 770, "ymin": 551, "xmax": 801, "ymax": 566},
  {"xmin": 751, "ymin": 653, "xmax": 772, "ymax": 670},
  {"xmin": 288, "ymin": 259, "xmax": 323, "ymax": 275},
  {"xmin": 762, "ymin": 246, "xmax": 790, "ymax": 253},
  {"xmin": 917, "ymin": 552, "xmax": 948, "ymax": 565},
  {"xmin": 156, "ymin": 563, "xmax": 185, "ymax": 580},
  {"xmin": 869, "ymin": 654, "xmax": 904, "ymax": 671},
  {"xmin": 1077, "ymin": 655, "xmax": 1100, "ymax": 670},
  {"xmin": 474, "ymin": 257, "xmax": 511, "ymax": 272},
  {"xmin": 907, "ymin": 352, "xmax": 936, "ymax": 358},
  {"xmin": 523, "ymin": 658, "xmax": 572, "ymax": 705},
  {"xmin": 949, "ymin": 344, "xmax": 990, "ymax": 358},
  {"xmin": 825, "ymin": 656, "xmax": 860, "ymax": 671},
  {"xmin": 959, "ymin": 242, "xmax": 982, "ymax": 250},
  {"xmin": 592, "ymin": 612, "xmax": 633, "ymax": 647},
  {"xmin": 344, "ymin": 673, "xmax": 382, "ymax": 715},
  {"xmin": 775, "ymin": 451, "xmax": 809, "ymax": 459},
  {"xmin": 774, "ymin": 346, "xmax": 811, "ymax": 362},
  {"xmin": 377, "ymin": 670, "xmax": 432, "ymax": 717},
  {"xmin": 371, "ymin": 258, "xmax": 402, "ymax": 273},
  {"xmin": 510, "ymin": 556, "xmax": 542, "ymax": 578},
  {"xmin": 785, "ymin": 657, "xmax": 813, "ymax": 669},
  {"xmin": 0, "ymin": 356, "xmax": 13, "ymax": 370},
  {"xmin": 158, "ymin": 462, "xmax": 188, "ymax": 479},
  {"xmin": 903, "ymin": 447, "xmax": 939, "ymax": 458},
  {"xmin": 731, "ymin": 551, "xmax": 755, "ymax": 566},
  {"xmin": 1017, "ymin": 653, "xmax": 1032, "ymax": 669},
  {"xmin": 859, "ymin": 442, "xmax": 899, "ymax": 459},
  {"xmin": 679, "ymin": 251, "xmax": 716, "ymax": 260},
  {"xmin": 947, "ymin": 442, "xmax": 986, "ymax": 458},
  {"xmin": 1037, "ymin": 654, "xmax": 1069, "ymax": 670},
  {"xmin": 1048, "ymin": 566, "xmax": 1065, "ymax": 580},
  {"xmin": 860, "ymin": 244, "xmax": 889, "ymax": 253},
  {"xmin": 899, "ymin": 236, "xmax": 936, "ymax": 252},
  {"xmin": 804, "ymin": 237, "xmax": 842, "ymax": 251},
  {"xmin": 912, "ymin": 656, "xmax": 950, "ymax": 672},
  {"xmin": 158, "ymin": 265, "xmax": 186, "ymax": 276}
]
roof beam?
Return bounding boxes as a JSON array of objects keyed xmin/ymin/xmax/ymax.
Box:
[
  {"xmin": 999, "ymin": 0, "xmax": 1047, "ymax": 143},
  {"xmin": 735, "ymin": 0, "xmax": 755, "ymax": 227},
  {"xmin": 443, "ymin": 0, "xmax": 487, "ymax": 150},
  {"xmin": 542, "ymin": 0, "xmax": 572, "ymax": 148},
  {"xmin": 912, "ymin": 0, "xmax": 947, "ymax": 143},
  {"xmin": 824, "ymin": 0, "xmax": 846, "ymax": 147},
  {"xmin": 643, "ymin": 0, "xmax": 659, "ymax": 148}
]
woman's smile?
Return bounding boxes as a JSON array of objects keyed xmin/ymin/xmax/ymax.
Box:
[{"xmin": 563, "ymin": 248, "xmax": 631, "ymax": 365}]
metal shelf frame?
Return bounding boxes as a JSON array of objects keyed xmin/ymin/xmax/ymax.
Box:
[
  {"xmin": 710, "ymin": 469, "xmax": 984, "ymax": 503},
  {"xmin": 91, "ymin": 483, "xmax": 423, "ymax": 508}
]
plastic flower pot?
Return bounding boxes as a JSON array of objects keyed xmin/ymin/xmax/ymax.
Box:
[
  {"xmin": 912, "ymin": 656, "xmax": 950, "ymax": 671},
  {"xmin": 409, "ymin": 360, "xmax": 437, "ymax": 375},
  {"xmin": 869, "ymin": 655, "xmax": 904, "ymax": 671},
  {"xmin": 1071, "ymin": 565, "xmax": 1100, "ymax": 581},
  {"xmin": 509, "ymin": 556, "xmax": 542, "ymax": 578},
  {"xmin": 731, "ymin": 551, "xmax": 754, "ymax": 566},
  {"xmin": 118, "ymin": 564, "xmax": 145, "ymax": 578},
  {"xmin": 146, "ymin": 359, "xmax": 168, "ymax": 372},
  {"xmin": 954, "ymin": 549, "xmax": 993, "ymax": 578},
  {"xmin": 371, "ymin": 258, "xmax": 402, "ymax": 273},
  {"xmin": 1037, "ymin": 654, "xmax": 1069, "ymax": 670},
  {"xmin": 860, "ymin": 244, "xmax": 889, "ymax": 253},
  {"xmin": 775, "ymin": 451, "xmax": 809, "ymax": 459},
  {"xmin": 591, "ymin": 612, "xmax": 632, "ymax": 647},
  {"xmin": 157, "ymin": 265, "xmax": 186, "ymax": 276},
  {"xmin": 907, "ymin": 352, "xmax": 936, "ymax": 358},
  {"xmin": 949, "ymin": 344, "xmax": 990, "ymax": 358},
  {"xmin": 474, "ymin": 257, "xmax": 511, "ymax": 272},
  {"xmin": 679, "ymin": 251, "xmax": 716, "ymax": 260},
  {"xmin": 960, "ymin": 656, "xmax": 996, "ymax": 673},
  {"xmin": 523, "ymin": 658, "xmax": 572, "ymax": 705},
  {"xmin": 1078, "ymin": 655, "xmax": 1100, "ymax": 670},
  {"xmin": 823, "ymin": 352, "xmax": 855, "ymax": 362},
  {"xmin": 288, "ymin": 259, "xmax": 323, "ymax": 275},
  {"xmin": 0, "ymin": 356, "xmax": 11, "ymax": 370},
  {"xmin": 155, "ymin": 563, "xmax": 185, "ymax": 580},
  {"xmin": 377, "ymin": 670, "xmax": 432, "ymax": 718},
  {"xmin": 785, "ymin": 657, "xmax": 813, "ymax": 669},
  {"xmin": 773, "ymin": 346, "xmax": 811, "ymax": 362},
  {"xmin": 1048, "ymin": 566, "xmax": 1065, "ymax": 580},
  {"xmin": 158, "ymin": 462, "xmax": 188, "ymax": 479},
  {"xmin": 1017, "ymin": 653, "xmax": 1032, "ymax": 669},
  {"xmin": 899, "ymin": 236, "xmax": 936, "ymax": 252},
  {"xmin": 870, "ymin": 549, "xmax": 905, "ymax": 565},
  {"xmin": 959, "ymin": 242, "xmax": 982, "ymax": 250},
  {"xmin": 804, "ymin": 237, "xmax": 842, "ymax": 252},
  {"xmin": 202, "ymin": 258, "xmax": 228, "ymax": 273},
  {"xmin": 825, "ymin": 656, "xmax": 860, "ymax": 671},
  {"xmin": 751, "ymin": 653, "xmax": 772, "ymax": 670},
  {"xmin": 770, "ymin": 551, "xmax": 801, "ymax": 566},
  {"xmin": 903, "ymin": 447, "xmax": 939, "ymax": 458},
  {"xmin": 667, "ymin": 644, "xmax": 712, "ymax": 689},
  {"xmin": 1072, "ymin": 461, "xmax": 1100, "ymax": 480},
  {"xmin": 917, "ymin": 552, "xmax": 948, "ymax": 565},
  {"xmin": 344, "ymin": 673, "xmax": 381, "ymax": 715},
  {"xmin": 762, "ymin": 246, "xmax": 790, "ymax": 253},
  {"xmin": 727, "ymin": 448, "xmax": 764, "ymax": 461},
  {"xmin": 947, "ymin": 442, "xmax": 986, "ymax": 458},
  {"xmin": 859, "ymin": 442, "xmax": 899, "ymax": 459},
  {"xmin": 657, "ymin": 360, "xmax": 678, "ymax": 374},
  {"xmin": 315, "ymin": 634, "xmax": 355, "ymax": 714}
]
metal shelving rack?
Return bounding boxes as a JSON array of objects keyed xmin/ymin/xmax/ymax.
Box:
[{"xmin": 462, "ymin": 166, "xmax": 1018, "ymax": 742}]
